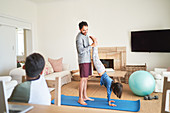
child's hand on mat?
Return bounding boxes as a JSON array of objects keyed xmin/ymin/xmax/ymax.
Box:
[{"xmin": 109, "ymin": 100, "xmax": 117, "ymax": 107}]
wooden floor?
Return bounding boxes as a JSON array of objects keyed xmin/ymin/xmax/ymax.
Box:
[{"xmin": 51, "ymin": 79, "xmax": 163, "ymax": 113}]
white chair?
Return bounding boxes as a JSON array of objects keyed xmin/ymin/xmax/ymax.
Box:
[
  {"xmin": 0, "ymin": 76, "xmax": 18, "ymax": 99},
  {"xmin": 150, "ymin": 68, "xmax": 167, "ymax": 92}
]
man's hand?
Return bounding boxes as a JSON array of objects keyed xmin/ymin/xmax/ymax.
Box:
[{"xmin": 109, "ymin": 100, "xmax": 117, "ymax": 107}]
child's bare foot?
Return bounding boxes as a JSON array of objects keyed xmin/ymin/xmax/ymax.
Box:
[
  {"xmin": 78, "ymin": 99, "xmax": 87, "ymax": 105},
  {"xmin": 89, "ymin": 36, "xmax": 97, "ymax": 43},
  {"xmin": 83, "ymin": 97, "xmax": 94, "ymax": 101},
  {"xmin": 89, "ymin": 36, "xmax": 98, "ymax": 47}
]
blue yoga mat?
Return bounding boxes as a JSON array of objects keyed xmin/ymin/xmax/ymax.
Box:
[{"xmin": 51, "ymin": 95, "xmax": 140, "ymax": 112}]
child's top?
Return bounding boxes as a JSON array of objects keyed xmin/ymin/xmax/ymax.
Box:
[
  {"xmin": 8, "ymin": 75, "xmax": 51, "ymax": 105},
  {"xmin": 100, "ymin": 72, "xmax": 113, "ymax": 102}
]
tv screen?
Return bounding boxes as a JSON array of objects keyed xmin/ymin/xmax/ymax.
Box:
[{"xmin": 131, "ymin": 29, "xmax": 170, "ymax": 52}]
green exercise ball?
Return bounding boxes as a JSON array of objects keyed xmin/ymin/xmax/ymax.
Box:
[{"xmin": 129, "ymin": 70, "xmax": 155, "ymax": 96}]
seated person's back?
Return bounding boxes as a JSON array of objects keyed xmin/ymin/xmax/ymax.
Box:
[{"xmin": 9, "ymin": 53, "xmax": 51, "ymax": 105}]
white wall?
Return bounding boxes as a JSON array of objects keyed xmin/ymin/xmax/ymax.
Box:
[
  {"xmin": 0, "ymin": 0, "xmax": 37, "ymax": 75},
  {"xmin": 36, "ymin": 0, "xmax": 170, "ymax": 71},
  {"xmin": 0, "ymin": 0, "xmax": 38, "ymax": 51},
  {"xmin": 0, "ymin": 26, "xmax": 16, "ymax": 75}
]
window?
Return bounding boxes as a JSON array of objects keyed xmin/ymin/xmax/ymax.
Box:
[{"xmin": 16, "ymin": 28, "xmax": 25, "ymax": 56}]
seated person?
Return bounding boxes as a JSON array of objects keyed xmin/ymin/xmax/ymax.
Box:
[
  {"xmin": 8, "ymin": 53, "xmax": 51, "ymax": 105},
  {"xmin": 90, "ymin": 36, "xmax": 123, "ymax": 107}
]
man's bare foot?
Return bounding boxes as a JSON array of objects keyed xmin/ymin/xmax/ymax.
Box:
[
  {"xmin": 78, "ymin": 99, "xmax": 87, "ymax": 105},
  {"xmin": 83, "ymin": 97, "xmax": 94, "ymax": 101}
]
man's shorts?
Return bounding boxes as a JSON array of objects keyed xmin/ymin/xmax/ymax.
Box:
[{"xmin": 79, "ymin": 63, "xmax": 92, "ymax": 78}]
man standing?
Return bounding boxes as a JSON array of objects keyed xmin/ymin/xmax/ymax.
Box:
[{"xmin": 76, "ymin": 21, "xmax": 95, "ymax": 105}]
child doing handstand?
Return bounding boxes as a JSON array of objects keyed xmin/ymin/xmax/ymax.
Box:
[{"xmin": 90, "ymin": 36, "xmax": 123, "ymax": 107}]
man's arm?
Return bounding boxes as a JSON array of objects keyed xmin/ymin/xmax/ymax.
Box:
[{"xmin": 76, "ymin": 39, "xmax": 95, "ymax": 55}]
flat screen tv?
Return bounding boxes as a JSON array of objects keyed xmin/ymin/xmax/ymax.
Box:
[{"xmin": 131, "ymin": 29, "xmax": 170, "ymax": 52}]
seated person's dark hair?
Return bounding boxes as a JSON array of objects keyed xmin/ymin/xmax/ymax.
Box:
[
  {"xmin": 79, "ymin": 21, "xmax": 88, "ymax": 30},
  {"xmin": 111, "ymin": 82, "xmax": 123, "ymax": 98},
  {"xmin": 25, "ymin": 53, "xmax": 45, "ymax": 78}
]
